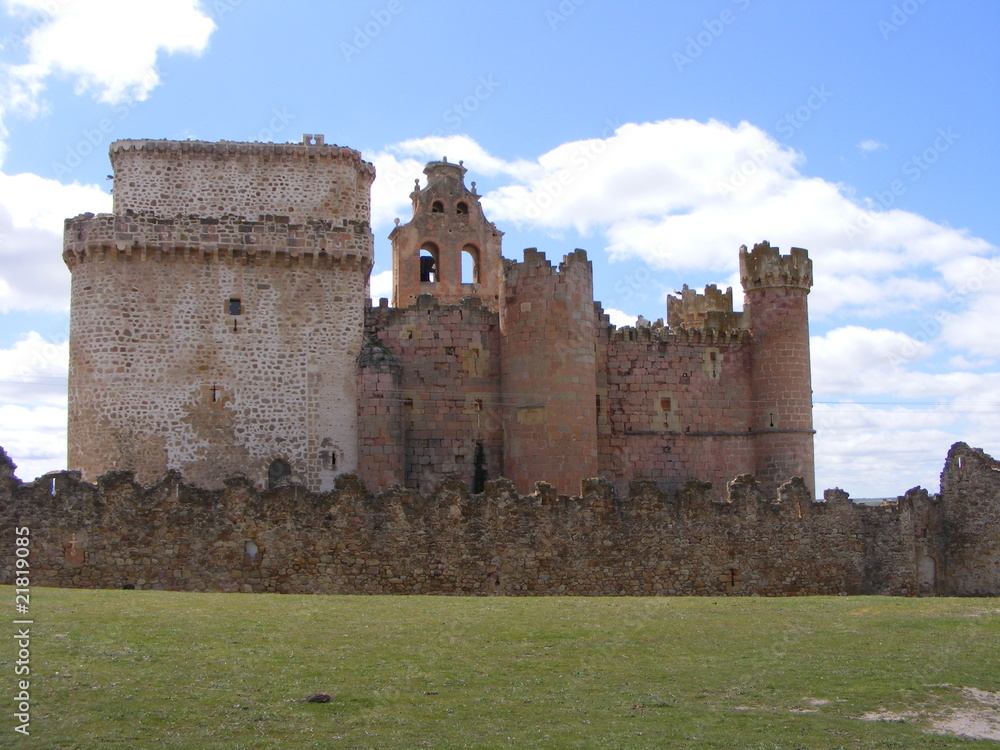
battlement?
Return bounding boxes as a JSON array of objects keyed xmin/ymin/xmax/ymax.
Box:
[
  {"xmin": 667, "ymin": 284, "xmax": 746, "ymax": 330},
  {"xmin": 739, "ymin": 241, "xmax": 812, "ymax": 292},
  {"xmin": 504, "ymin": 247, "xmax": 591, "ymax": 282},
  {"xmin": 610, "ymin": 324, "xmax": 749, "ymax": 347},
  {"xmin": 63, "ymin": 211, "xmax": 373, "ymax": 267}
]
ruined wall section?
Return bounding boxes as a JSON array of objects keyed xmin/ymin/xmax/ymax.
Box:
[
  {"xmin": 938, "ymin": 442, "xmax": 1000, "ymax": 595},
  {"xmin": 601, "ymin": 326, "xmax": 755, "ymax": 498},
  {"xmin": 500, "ymin": 249, "xmax": 598, "ymax": 495},
  {"xmin": 0, "ymin": 449, "xmax": 930, "ymax": 597},
  {"xmin": 362, "ymin": 296, "xmax": 502, "ymax": 494},
  {"xmin": 110, "ymin": 138, "xmax": 374, "ymax": 222}
]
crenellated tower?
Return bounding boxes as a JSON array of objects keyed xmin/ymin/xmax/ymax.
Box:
[
  {"xmin": 389, "ymin": 159, "xmax": 503, "ymax": 310},
  {"xmin": 740, "ymin": 241, "xmax": 815, "ymax": 497},
  {"xmin": 64, "ymin": 136, "xmax": 375, "ymax": 491},
  {"xmin": 500, "ymin": 249, "xmax": 599, "ymax": 494}
]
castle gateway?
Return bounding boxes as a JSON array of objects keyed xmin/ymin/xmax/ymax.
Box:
[{"xmin": 64, "ymin": 136, "xmax": 815, "ymax": 498}]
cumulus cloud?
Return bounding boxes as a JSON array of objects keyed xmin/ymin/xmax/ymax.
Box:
[
  {"xmin": 3, "ymin": 0, "xmax": 216, "ymax": 112},
  {"xmin": 376, "ymin": 120, "xmax": 996, "ymax": 328},
  {"xmin": 0, "ymin": 172, "xmax": 110, "ymax": 312},
  {"xmin": 0, "ymin": 333, "xmax": 68, "ymax": 482}
]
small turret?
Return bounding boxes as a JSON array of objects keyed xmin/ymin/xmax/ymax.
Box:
[
  {"xmin": 667, "ymin": 284, "xmax": 744, "ymax": 330},
  {"xmin": 389, "ymin": 159, "xmax": 503, "ymax": 310}
]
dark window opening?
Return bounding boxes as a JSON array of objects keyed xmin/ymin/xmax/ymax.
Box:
[
  {"xmin": 660, "ymin": 397, "xmax": 672, "ymax": 411},
  {"xmin": 473, "ymin": 441, "xmax": 487, "ymax": 494},
  {"xmin": 456, "ymin": 201, "xmax": 469, "ymax": 215},
  {"xmin": 420, "ymin": 244, "xmax": 440, "ymax": 283},
  {"xmin": 267, "ymin": 459, "xmax": 291, "ymax": 489},
  {"xmin": 330, "ymin": 452, "xmax": 337, "ymax": 470},
  {"xmin": 473, "ymin": 398, "xmax": 483, "ymax": 411},
  {"xmin": 228, "ymin": 298, "xmax": 242, "ymax": 315},
  {"xmin": 404, "ymin": 398, "xmax": 414, "ymax": 410},
  {"xmin": 431, "ymin": 200, "xmax": 444, "ymax": 213},
  {"xmin": 211, "ymin": 384, "xmax": 219, "ymax": 403}
]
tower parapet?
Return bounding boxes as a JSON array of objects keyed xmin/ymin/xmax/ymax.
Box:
[
  {"xmin": 739, "ymin": 241, "xmax": 815, "ymax": 497},
  {"xmin": 667, "ymin": 284, "xmax": 744, "ymax": 330}
]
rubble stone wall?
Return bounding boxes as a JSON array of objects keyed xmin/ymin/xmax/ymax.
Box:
[{"xmin": 6, "ymin": 444, "xmax": 996, "ymax": 598}]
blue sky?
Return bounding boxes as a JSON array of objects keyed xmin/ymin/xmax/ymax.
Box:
[{"xmin": 0, "ymin": 0, "xmax": 998, "ymax": 497}]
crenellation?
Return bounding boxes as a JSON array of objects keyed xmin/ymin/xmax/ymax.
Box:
[{"xmin": 6, "ymin": 441, "xmax": 994, "ymax": 596}]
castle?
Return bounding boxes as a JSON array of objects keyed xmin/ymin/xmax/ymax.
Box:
[
  {"xmin": 4, "ymin": 135, "xmax": 994, "ymax": 598},
  {"xmin": 62, "ymin": 135, "xmax": 815, "ymax": 500}
]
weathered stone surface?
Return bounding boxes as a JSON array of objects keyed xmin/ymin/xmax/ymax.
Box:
[{"xmin": 3, "ymin": 443, "xmax": 994, "ymax": 597}]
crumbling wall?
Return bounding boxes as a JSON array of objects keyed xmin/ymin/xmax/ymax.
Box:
[
  {"xmin": 938, "ymin": 442, "xmax": 1000, "ymax": 595},
  {"xmin": 3, "ymin": 445, "xmax": 973, "ymax": 597}
]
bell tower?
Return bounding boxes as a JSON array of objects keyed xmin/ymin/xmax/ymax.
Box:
[{"xmin": 389, "ymin": 158, "xmax": 503, "ymax": 310}]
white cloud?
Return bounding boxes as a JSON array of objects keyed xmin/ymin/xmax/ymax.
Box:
[
  {"xmin": 368, "ymin": 269, "xmax": 393, "ymax": 302},
  {"xmin": 603, "ymin": 308, "xmax": 636, "ymax": 328},
  {"xmin": 858, "ymin": 139, "xmax": 886, "ymax": 153},
  {"xmin": 375, "ymin": 121, "xmax": 996, "ymax": 328},
  {"xmin": 0, "ymin": 172, "xmax": 110, "ymax": 312},
  {"xmin": 0, "ymin": 333, "xmax": 68, "ymax": 482},
  {"xmin": 3, "ymin": 0, "xmax": 216, "ymax": 112}
]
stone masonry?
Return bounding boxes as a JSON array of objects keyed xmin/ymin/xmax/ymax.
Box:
[
  {"xmin": 63, "ymin": 135, "xmax": 814, "ymax": 507},
  {"xmin": 2, "ymin": 443, "xmax": 996, "ymax": 597}
]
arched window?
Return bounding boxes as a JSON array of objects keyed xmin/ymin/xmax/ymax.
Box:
[
  {"xmin": 419, "ymin": 242, "xmax": 440, "ymax": 283},
  {"xmin": 267, "ymin": 459, "xmax": 291, "ymax": 489},
  {"xmin": 461, "ymin": 244, "xmax": 480, "ymax": 284},
  {"xmin": 431, "ymin": 200, "xmax": 444, "ymax": 214},
  {"xmin": 456, "ymin": 201, "xmax": 469, "ymax": 215}
]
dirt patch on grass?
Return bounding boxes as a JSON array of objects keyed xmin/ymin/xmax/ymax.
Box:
[
  {"xmin": 930, "ymin": 688, "xmax": 1000, "ymax": 741},
  {"xmin": 861, "ymin": 687, "xmax": 1000, "ymax": 742}
]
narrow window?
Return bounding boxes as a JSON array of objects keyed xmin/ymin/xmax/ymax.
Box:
[
  {"xmin": 660, "ymin": 397, "xmax": 672, "ymax": 411},
  {"xmin": 228, "ymin": 298, "xmax": 242, "ymax": 315},
  {"xmin": 330, "ymin": 452, "xmax": 337, "ymax": 470}
]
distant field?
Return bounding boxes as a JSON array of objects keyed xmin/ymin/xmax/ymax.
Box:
[{"xmin": 1, "ymin": 588, "xmax": 998, "ymax": 749}]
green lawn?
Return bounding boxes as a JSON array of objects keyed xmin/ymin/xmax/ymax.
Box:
[{"xmin": 1, "ymin": 588, "xmax": 998, "ymax": 749}]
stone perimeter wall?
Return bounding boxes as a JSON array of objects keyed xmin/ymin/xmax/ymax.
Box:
[{"xmin": 4, "ymin": 443, "xmax": 996, "ymax": 597}]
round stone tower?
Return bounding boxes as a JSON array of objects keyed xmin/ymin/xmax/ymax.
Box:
[
  {"xmin": 500, "ymin": 248, "xmax": 599, "ymax": 495},
  {"xmin": 740, "ymin": 241, "xmax": 815, "ymax": 498},
  {"xmin": 63, "ymin": 136, "xmax": 375, "ymax": 491}
]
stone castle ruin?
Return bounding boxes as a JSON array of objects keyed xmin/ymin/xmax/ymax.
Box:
[
  {"xmin": 61, "ymin": 136, "xmax": 814, "ymax": 500},
  {"xmin": 2, "ymin": 135, "xmax": 996, "ymax": 597}
]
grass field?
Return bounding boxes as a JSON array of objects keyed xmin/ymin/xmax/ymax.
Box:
[{"xmin": 0, "ymin": 588, "xmax": 997, "ymax": 749}]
